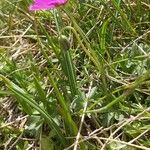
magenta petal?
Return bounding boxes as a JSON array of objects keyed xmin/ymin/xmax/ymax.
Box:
[{"xmin": 29, "ymin": 0, "xmax": 67, "ymax": 11}]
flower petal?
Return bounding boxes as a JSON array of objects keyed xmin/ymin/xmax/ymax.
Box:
[{"xmin": 29, "ymin": 0, "xmax": 67, "ymax": 11}]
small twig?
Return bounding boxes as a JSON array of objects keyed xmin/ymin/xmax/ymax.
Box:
[
  {"xmin": 101, "ymin": 107, "xmax": 150, "ymax": 149},
  {"xmin": 121, "ymin": 30, "xmax": 150, "ymax": 53},
  {"xmin": 26, "ymin": 143, "xmax": 34, "ymax": 150},
  {"xmin": 129, "ymin": 129, "xmax": 150, "ymax": 144},
  {"xmin": 73, "ymin": 81, "xmax": 93, "ymax": 150},
  {"xmin": 65, "ymin": 131, "xmax": 150, "ymax": 150},
  {"xmin": 0, "ymin": 115, "xmax": 28, "ymax": 129},
  {"xmin": 8, "ymin": 132, "xmax": 24, "ymax": 150},
  {"xmin": 99, "ymin": 137, "xmax": 150, "ymax": 150},
  {"xmin": 4, "ymin": 137, "xmax": 13, "ymax": 150},
  {"xmin": 89, "ymin": 127, "xmax": 103, "ymax": 137}
]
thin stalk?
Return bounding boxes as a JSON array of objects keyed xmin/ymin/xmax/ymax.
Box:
[
  {"xmin": 46, "ymin": 69, "xmax": 78, "ymax": 135},
  {"xmin": 86, "ymin": 69, "xmax": 150, "ymax": 113},
  {"xmin": 64, "ymin": 9, "xmax": 104, "ymax": 73}
]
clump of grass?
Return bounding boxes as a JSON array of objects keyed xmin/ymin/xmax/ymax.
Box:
[{"xmin": 0, "ymin": 0, "xmax": 150, "ymax": 149}]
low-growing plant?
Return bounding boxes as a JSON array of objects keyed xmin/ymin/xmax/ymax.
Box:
[{"xmin": 0, "ymin": 0, "xmax": 150, "ymax": 149}]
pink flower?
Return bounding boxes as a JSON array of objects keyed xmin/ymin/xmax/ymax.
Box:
[{"xmin": 29, "ymin": 0, "xmax": 67, "ymax": 11}]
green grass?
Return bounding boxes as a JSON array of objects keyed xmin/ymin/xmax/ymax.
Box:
[{"xmin": 0, "ymin": 0, "xmax": 150, "ymax": 149}]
